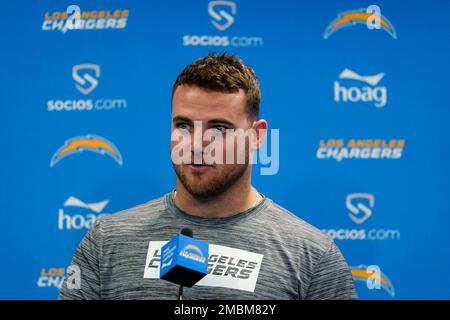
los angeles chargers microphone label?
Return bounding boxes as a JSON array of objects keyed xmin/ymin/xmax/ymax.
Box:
[{"xmin": 144, "ymin": 241, "xmax": 264, "ymax": 292}]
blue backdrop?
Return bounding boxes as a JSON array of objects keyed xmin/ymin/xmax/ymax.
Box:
[{"xmin": 1, "ymin": 0, "xmax": 449, "ymax": 299}]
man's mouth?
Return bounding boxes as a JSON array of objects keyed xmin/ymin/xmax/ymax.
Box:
[{"xmin": 188, "ymin": 163, "xmax": 214, "ymax": 171}]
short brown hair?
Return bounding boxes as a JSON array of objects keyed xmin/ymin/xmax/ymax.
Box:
[{"xmin": 172, "ymin": 53, "xmax": 261, "ymax": 120}]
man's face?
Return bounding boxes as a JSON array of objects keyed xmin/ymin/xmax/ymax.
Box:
[{"xmin": 171, "ymin": 85, "xmax": 253, "ymax": 199}]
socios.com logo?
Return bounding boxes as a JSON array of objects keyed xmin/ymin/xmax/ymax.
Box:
[
  {"xmin": 50, "ymin": 134, "xmax": 123, "ymax": 167},
  {"xmin": 58, "ymin": 196, "xmax": 109, "ymax": 230},
  {"xmin": 324, "ymin": 8, "xmax": 397, "ymax": 39},
  {"xmin": 334, "ymin": 69, "xmax": 387, "ymax": 108},
  {"xmin": 182, "ymin": 1, "xmax": 263, "ymax": 47},
  {"xmin": 73, "ymin": 64, "xmax": 100, "ymax": 95},
  {"xmin": 322, "ymin": 193, "xmax": 401, "ymax": 241},
  {"xmin": 47, "ymin": 64, "xmax": 127, "ymax": 112},
  {"xmin": 209, "ymin": 1, "xmax": 236, "ymax": 31},
  {"xmin": 351, "ymin": 265, "xmax": 395, "ymax": 297},
  {"xmin": 347, "ymin": 193, "xmax": 374, "ymax": 224}
]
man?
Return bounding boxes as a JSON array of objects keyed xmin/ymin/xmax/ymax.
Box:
[{"xmin": 58, "ymin": 53, "xmax": 357, "ymax": 300}]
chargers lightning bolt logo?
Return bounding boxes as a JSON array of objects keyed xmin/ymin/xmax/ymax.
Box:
[
  {"xmin": 324, "ymin": 8, "xmax": 397, "ymax": 39},
  {"xmin": 50, "ymin": 134, "xmax": 123, "ymax": 167},
  {"xmin": 351, "ymin": 265, "xmax": 395, "ymax": 297}
]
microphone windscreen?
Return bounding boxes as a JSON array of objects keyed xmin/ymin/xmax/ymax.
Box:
[{"xmin": 180, "ymin": 227, "xmax": 193, "ymax": 238}]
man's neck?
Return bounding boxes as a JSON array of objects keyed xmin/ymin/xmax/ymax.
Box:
[{"xmin": 174, "ymin": 182, "xmax": 261, "ymax": 218}]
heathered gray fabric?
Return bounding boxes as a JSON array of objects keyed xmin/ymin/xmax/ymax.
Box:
[{"xmin": 58, "ymin": 191, "xmax": 357, "ymax": 300}]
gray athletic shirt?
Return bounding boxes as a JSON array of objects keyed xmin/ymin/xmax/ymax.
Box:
[{"xmin": 58, "ymin": 191, "xmax": 357, "ymax": 300}]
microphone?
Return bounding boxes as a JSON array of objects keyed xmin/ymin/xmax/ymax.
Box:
[
  {"xmin": 160, "ymin": 227, "xmax": 209, "ymax": 300},
  {"xmin": 177, "ymin": 228, "xmax": 193, "ymax": 300}
]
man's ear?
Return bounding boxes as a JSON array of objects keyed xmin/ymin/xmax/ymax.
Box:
[{"xmin": 251, "ymin": 119, "xmax": 268, "ymax": 150}]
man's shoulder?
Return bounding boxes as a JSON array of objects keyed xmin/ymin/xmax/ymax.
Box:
[
  {"xmin": 94, "ymin": 193, "xmax": 170, "ymax": 231},
  {"xmin": 263, "ymin": 198, "xmax": 333, "ymax": 253}
]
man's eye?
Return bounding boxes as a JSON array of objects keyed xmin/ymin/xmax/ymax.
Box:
[
  {"xmin": 213, "ymin": 126, "xmax": 228, "ymax": 134},
  {"xmin": 176, "ymin": 123, "xmax": 191, "ymax": 130}
]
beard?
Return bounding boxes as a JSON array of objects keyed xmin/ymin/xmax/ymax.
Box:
[{"xmin": 172, "ymin": 162, "xmax": 249, "ymax": 199}]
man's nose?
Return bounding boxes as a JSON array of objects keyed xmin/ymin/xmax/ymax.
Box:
[{"xmin": 191, "ymin": 123, "xmax": 209, "ymax": 161}]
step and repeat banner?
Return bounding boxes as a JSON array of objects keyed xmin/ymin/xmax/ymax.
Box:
[{"xmin": 0, "ymin": 0, "xmax": 449, "ymax": 299}]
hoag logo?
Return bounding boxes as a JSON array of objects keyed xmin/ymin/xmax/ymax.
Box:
[
  {"xmin": 58, "ymin": 196, "xmax": 109, "ymax": 230},
  {"xmin": 334, "ymin": 69, "xmax": 387, "ymax": 108}
]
